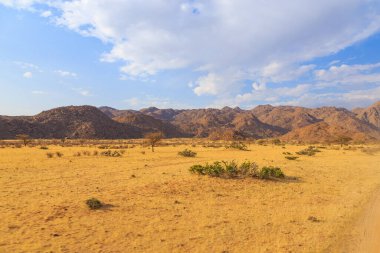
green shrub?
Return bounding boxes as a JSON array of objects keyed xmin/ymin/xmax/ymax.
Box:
[
  {"xmin": 178, "ymin": 149, "xmax": 197, "ymax": 157},
  {"xmin": 285, "ymin": 156, "xmax": 299, "ymax": 160},
  {"xmin": 100, "ymin": 150, "xmax": 122, "ymax": 157},
  {"xmin": 259, "ymin": 166, "xmax": 285, "ymax": 179},
  {"xmin": 86, "ymin": 198, "xmax": 103, "ymax": 210},
  {"xmin": 296, "ymin": 146, "xmax": 321, "ymax": 156},
  {"xmin": 257, "ymin": 140, "xmax": 266, "ymax": 145},
  {"xmin": 225, "ymin": 141, "xmax": 249, "ymax": 151},
  {"xmin": 190, "ymin": 161, "xmax": 262, "ymax": 179}
]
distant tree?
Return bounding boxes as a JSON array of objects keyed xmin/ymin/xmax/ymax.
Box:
[
  {"xmin": 16, "ymin": 134, "xmax": 32, "ymax": 146},
  {"xmin": 61, "ymin": 137, "xmax": 66, "ymax": 144},
  {"xmin": 145, "ymin": 132, "xmax": 163, "ymax": 152},
  {"xmin": 336, "ymin": 136, "xmax": 352, "ymax": 147}
]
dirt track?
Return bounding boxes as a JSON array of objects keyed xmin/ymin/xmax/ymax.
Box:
[
  {"xmin": 333, "ymin": 188, "xmax": 380, "ymax": 253},
  {"xmin": 351, "ymin": 189, "xmax": 380, "ymax": 253}
]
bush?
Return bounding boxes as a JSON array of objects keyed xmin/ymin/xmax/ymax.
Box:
[
  {"xmin": 82, "ymin": 151, "xmax": 91, "ymax": 156},
  {"xmin": 190, "ymin": 161, "xmax": 263, "ymax": 179},
  {"xmin": 178, "ymin": 149, "xmax": 197, "ymax": 157},
  {"xmin": 100, "ymin": 150, "xmax": 122, "ymax": 157},
  {"xmin": 86, "ymin": 198, "xmax": 103, "ymax": 210},
  {"xmin": 46, "ymin": 152, "xmax": 54, "ymax": 158},
  {"xmin": 285, "ymin": 156, "xmax": 299, "ymax": 160},
  {"xmin": 40, "ymin": 146, "xmax": 49, "ymax": 150},
  {"xmin": 296, "ymin": 146, "xmax": 321, "ymax": 156},
  {"xmin": 55, "ymin": 152, "xmax": 64, "ymax": 158},
  {"xmin": 257, "ymin": 140, "xmax": 266, "ymax": 145},
  {"xmin": 259, "ymin": 166, "xmax": 285, "ymax": 179},
  {"xmin": 226, "ymin": 141, "xmax": 249, "ymax": 151}
]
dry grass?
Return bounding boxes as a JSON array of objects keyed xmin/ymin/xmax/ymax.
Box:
[{"xmin": 0, "ymin": 141, "xmax": 380, "ymax": 252}]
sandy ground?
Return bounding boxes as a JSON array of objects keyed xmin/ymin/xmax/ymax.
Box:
[
  {"xmin": 330, "ymin": 188, "xmax": 380, "ymax": 253},
  {"xmin": 1, "ymin": 142, "xmax": 380, "ymax": 253}
]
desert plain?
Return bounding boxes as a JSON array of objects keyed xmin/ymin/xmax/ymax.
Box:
[{"xmin": 1, "ymin": 140, "xmax": 380, "ymax": 253}]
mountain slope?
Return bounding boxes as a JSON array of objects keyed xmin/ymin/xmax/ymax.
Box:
[
  {"xmin": 281, "ymin": 122, "xmax": 370, "ymax": 143},
  {"xmin": 1, "ymin": 102, "xmax": 380, "ymax": 142},
  {"xmin": 251, "ymin": 105, "xmax": 320, "ymax": 131},
  {"xmin": 170, "ymin": 107, "xmax": 284, "ymax": 138},
  {"xmin": 0, "ymin": 106, "xmax": 140, "ymax": 139},
  {"xmin": 355, "ymin": 101, "xmax": 380, "ymax": 129}
]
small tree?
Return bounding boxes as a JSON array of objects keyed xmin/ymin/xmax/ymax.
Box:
[
  {"xmin": 61, "ymin": 137, "xmax": 66, "ymax": 145},
  {"xmin": 145, "ymin": 132, "xmax": 163, "ymax": 152},
  {"xmin": 16, "ymin": 134, "xmax": 32, "ymax": 146},
  {"xmin": 336, "ymin": 136, "xmax": 352, "ymax": 147}
]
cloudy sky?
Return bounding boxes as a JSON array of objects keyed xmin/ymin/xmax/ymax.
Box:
[{"xmin": 1, "ymin": 0, "xmax": 380, "ymax": 115}]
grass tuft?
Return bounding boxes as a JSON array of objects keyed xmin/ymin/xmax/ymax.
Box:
[
  {"xmin": 178, "ymin": 149, "xmax": 197, "ymax": 157},
  {"xmin": 86, "ymin": 198, "xmax": 103, "ymax": 210}
]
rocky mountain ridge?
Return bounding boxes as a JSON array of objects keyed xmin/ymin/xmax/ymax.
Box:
[{"xmin": 0, "ymin": 101, "xmax": 379, "ymax": 143}]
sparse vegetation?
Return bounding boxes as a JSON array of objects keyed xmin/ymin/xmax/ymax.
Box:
[
  {"xmin": 190, "ymin": 161, "xmax": 285, "ymax": 180},
  {"xmin": 336, "ymin": 136, "xmax": 353, "ymax": 147},
  {"xmin": 226, "ymin": 141, "xmax": 249, "ymax": 151},
  {"xmin": 296, "ymin": 146, "xmax": 321, "ymax": 156},
  {"xmin": 46, "ymin": 152, "xmax": 54, "ymax": 158},
  {"xmin": 100, "ymin": 150, "xmax": 122, "ymax": 157},
  {"xmin": 285, "ymin": 156, "xmax": 299, "ymax": 160},
  {"xmin": 55, "ymin": 152, "xmax": 64, "ymax": 157},
  {"xmin": 86, "ymin": 198, "xmax": 103, "ymax": 210},
  {"xmin": 258, "ymin": 166, "xmax": 285, "ymax": 179},
  {"xmin": 145, "ymin": 132, "xmax": 163, "ymax": 152},
  {"xmin": 40, "ymin": 146, "xmax": 49, "ymax": 150},
  {"xmin": 16, "ymin": 134, "xmax": 32, "ymax": 146},
  {"xmin": 178, "ymin": 149, "xmax": 197, "ymax": 157}
]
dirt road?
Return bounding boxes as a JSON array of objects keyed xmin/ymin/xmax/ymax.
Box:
[{"xmin": 336, "ymin": 188, "xmax": 380, "ymax": 253}]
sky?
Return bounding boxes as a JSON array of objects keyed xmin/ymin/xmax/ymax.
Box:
[{"xmin": 1, "ymin": 0, "xmax": 380, "ymax": 115}]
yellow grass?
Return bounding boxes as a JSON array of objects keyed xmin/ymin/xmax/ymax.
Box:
[{"xmin": 1, "ymin": 142, "xmax": 380, "ymax": 252}]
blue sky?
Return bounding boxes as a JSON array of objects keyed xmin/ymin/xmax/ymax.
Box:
[{"xmin": 1, "ymin": 0, "xmax": 380, "ymax": 115}]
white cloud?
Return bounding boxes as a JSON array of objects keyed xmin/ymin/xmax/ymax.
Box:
[
  {"xmin": 55, "ymin": 70, "xmax": 77, "ymax": 77},
  {"xmin": 281, "ymin": 86, "xmax": 380, "ymax": 109},
  {"xmin": 3, "ymin": 0, "xmax": 379, "ymax": 96},
  {"xmin": 2, "ymin": 0, "xmax": 380, "ymax": 108},
  {"xmin": 23, "ymin": 71, "xmax": 32, "ymax": 78},
  {"xmin": 314, "ymin": 62, "xmax": 380, "ymax": 85},
  {"xmin": 0, "ymin": 0, "xmax": 41, "ymax": 9},
  {"xmin": 14, "ymin": 61, "xmax": 41, "ymax": 71},
  {"xmin": 40, "ymin": 10, "xmax": 52, "ymax": 17},
  {"xmin": 252, "ymin": 83, "xmax": 266, "ymax": 91},
  {"xmin": 32, "ymin": 90, "xmax": 47, "ymax": 95},
  {"xmin": 124, "ymin": 95, "xmax": 191, "ymax": 109},
  {"xmin": 73, "ymin": 88, "xmax": 92, "ymax": 97}
]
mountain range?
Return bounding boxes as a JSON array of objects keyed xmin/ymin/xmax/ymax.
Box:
[{"xmin": 1, "ymin": 101, "xmax": 379, "ymax": 143}]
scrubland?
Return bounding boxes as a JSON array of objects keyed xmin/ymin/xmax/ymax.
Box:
[{"xmin": 0, "ymin": 140, "xmax": 380, "ymax": 253}]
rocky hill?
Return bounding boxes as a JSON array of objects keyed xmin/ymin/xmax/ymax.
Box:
[
  {"xmin": 354, "ymin": 101, "xmax": 380, "ymax": 129},
  {"xmin": 1, "ymin": 102, "xmax": 380, "ymax": 142},
  {"xmin": 99, "ymin": 107, "xmax": 187, "ymax": 138},
  {"xmin": 0, "ymin": 106, "xmax": 140, "ymax": 139}
]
